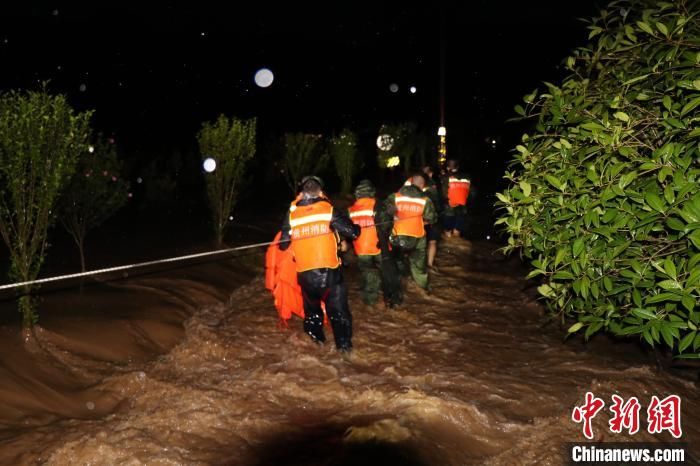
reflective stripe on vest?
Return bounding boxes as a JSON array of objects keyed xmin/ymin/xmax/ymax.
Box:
[
  {"xmin": 393, "ymin": 193, "xmax": 426, "ymax": 238},
  {"xmin": 349, "ymin": 198, "xmax": 380, "ymax": 256},
  {"xmin": 289, "ymin": 200, "xmax": 340, "ymax": 272},
  {"xmin": 448, "ymin": 177, "xmax": 470, "ymax": 207}
]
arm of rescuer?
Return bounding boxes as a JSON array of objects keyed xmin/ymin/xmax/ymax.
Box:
[
  {"xmin": 277, "ymin": 202, "xmax": 360, "ymax": 252},
  {"xmin": 375, "ymin": 194, "xmax": 396, "ymax": 257},
  {"xmin": 423, "ymin": 197, "xmax": 438, "ymax": 226}
]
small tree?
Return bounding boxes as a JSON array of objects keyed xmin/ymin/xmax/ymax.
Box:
[
  {"xmin": 198, "ymin": 115, "xmax": 256, "ymax": 246},
  {"xmin": 0, "ymin": 89, "xmax": 92, "ymax": 327},
  {"xmin": 497, "ymin": 0, "xmax": 700, "ymax": 357},
  {"xmin": 330, "ymin": 129, "xmax": 362, "ymax": 195},
  {"xmin": 59, "ymin": 138, "xmax": 130, "ymax": 272},
  {"xmin": 282, "ymin": 132, "xmax": 328, "ymax": 192}
]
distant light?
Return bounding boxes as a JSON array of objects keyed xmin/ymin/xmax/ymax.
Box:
[
  {"xmin": 491, "ymin": 139, "xmax": 496, "ymax": 144},
  {"xmin": 203, "ymin": 157, "xmax": 217, "ymax": 173},
  {"xmin": 136, "ymin": 177, "xmax": 143, "ymax": 184},
  {"xmin": 389, "ymin": 83, "xmax": 399, "ymax": 93},
  {"xmin": 437, "ymin": 126, "xmax": 446, "ymax": 136},
  {"xmin": 79, "ymin": 83, "xmax": 87, "ymax": 92},
  {"xmin": 386, "ymin": 156, "xmax": 401, "ymax": 168},
  {"xmin": 376, "ymin": 134, "xmax": 394, "ymax": 151},
  {"xmin": 409, "ymin": 86, "xmax": 417, "ymax": 94},
  {"xmin": 229, "ymin": 216, "xmax": 234, "ymax": 221},
  {"xmin": 200, "ymin": 32, "xmax": 206, "ymax": 37},
  {"xmin": 52, "ymin": 9, "xmax": 59, "ymax": 16},
  {"xmin": 486, "ymin": 235, "xmax": 491, "ymax": 240},
  {"xmin": 88, "ymin": 145, "xmax": 94, "ymax": 153},
  {"xmin": 254, "ymin": 68, "xmax": 274, "ymax": 88}
]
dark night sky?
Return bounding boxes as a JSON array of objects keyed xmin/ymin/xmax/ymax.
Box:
[{"xmin": 0, "ymin": 1, "xmax": 601, "ymax": 182}]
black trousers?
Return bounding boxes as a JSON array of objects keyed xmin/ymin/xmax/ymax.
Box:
[{"xmin": 298, "ymin": 268, "xmax": 353, "ymax": 350}]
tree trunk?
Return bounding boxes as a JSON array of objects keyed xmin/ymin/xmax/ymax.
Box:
[{"xmin": 79, "ymin": 237, "xmax": 86, "ymax": 273}]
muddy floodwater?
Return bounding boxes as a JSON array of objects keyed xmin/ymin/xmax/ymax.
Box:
[{"xmin": 0, "ymin": 240, "xmax": 697, "ymax": 465}]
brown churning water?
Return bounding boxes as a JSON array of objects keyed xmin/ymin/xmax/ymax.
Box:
[{"xmin": 0, "ymin": 241, "xmax": 697, "ymax": 465}]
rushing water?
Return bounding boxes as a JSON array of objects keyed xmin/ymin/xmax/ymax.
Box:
[{"xmin": 0, "ymin": 240, "xmax": 697, "ymax": 465}]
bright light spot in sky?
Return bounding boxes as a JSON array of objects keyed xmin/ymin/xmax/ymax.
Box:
[
  {"xmin": 410, "ymin": 86, "xmax": 417, "ymax": 94},
  {"xmin": 389, "ymin": 83, "xmax": 399, "ymax": 93},
  {"xmin": 136, "ymin": 177, "xmax": 143, "ymax": 184},
  {"xmin": 491, "ymin": 139, "xmax": 496, "ymax": 144},
  {"xmin": 376, "ymin": 134, "xmax": 394, "ymax": 151},
  {"xmin": 486, "ymin": 235, "xmax": 491, "ymax": 240},
  {"xmin": 79, "ymin": 83, "xmax": 87, "ymax": 92},
  {"xmin": 88, "ymin": 145, "xmax": 94, "ymax": 153},
  {"xmin": 386, "ymin": 156, "xmax": 400, "ymax": 168},
  {"xmin": 203, "ymin": 157, "xmax": 217, "ymax": 173},
  {"xmin": 254, "ymin": 68, "xmax": 274, "ymax": 88},
  {"xmin": 229, "ymin": 216, "xmax": 234, "ymax": 221}
]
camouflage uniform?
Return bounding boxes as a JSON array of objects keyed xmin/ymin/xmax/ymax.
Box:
[
  {"xmin": 380, "ymin": 184, "xmax": 437, "ymax": 290},
  {"xmin": 351, "ymin": 180, "xmax": 387, "ymax": 305}
]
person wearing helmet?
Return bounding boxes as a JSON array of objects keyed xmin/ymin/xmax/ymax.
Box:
[
  {"xmin": 279, "ymin": 175, "xmax": 360, "ymax": 353},
  {"xmin": 379, "ymin": 173, "xmax": 438, "ymax": 292},
  {"xmin": 348, "ymin": 179, "xmax": 402, "ymax": 307},
  {"xmin": 441, "ymin": 159, "xmax": 471, "ymax": 238}
]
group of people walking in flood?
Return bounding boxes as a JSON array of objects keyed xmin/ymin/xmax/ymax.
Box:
[{"xmin": 269, "ymin": 159, "xmax": 471, "ymax": 354}]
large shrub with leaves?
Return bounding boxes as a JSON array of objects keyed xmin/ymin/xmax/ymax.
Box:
[
  {"xmin": 331, "ymin": 129, "xmax": 362, "ymax": 195},
  {"xmin": 497, "ymin": 0, "xmax": 700, "ymax": 357},
  {"xmin": 198, "ymin": 115, "xmax": 257, "ymax": 246},
  {"xmin": 0, "ymin": 89, "xmax": 92, "ymax": 327}
]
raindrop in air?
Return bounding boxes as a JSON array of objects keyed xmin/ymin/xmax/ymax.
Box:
[
  {"xmin": 254, "ymin": 68, "xmax": 274, "ymax": 88},
  {"xmin": 203, "ymin": 157, "xmax": 217, "ymax": 173}
]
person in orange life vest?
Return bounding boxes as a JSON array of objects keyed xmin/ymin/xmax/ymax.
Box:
[
  {"xmin": 421, "ymin": 165, "xmax": 443, "ymax": 270},
  {"xmin": 440, "ymin": 159, "xmax": 471, "ymax": 238},
  {"xmin": 348, "ymin": 179, "xmax": 399, "ymax": 306},
  {"xmin": 278, "ymin": 176, "xmax": 360, "ymax": 352},
  {"xmin": 380, "ymin": 173, "xmax": 437, "ymax": 291}
]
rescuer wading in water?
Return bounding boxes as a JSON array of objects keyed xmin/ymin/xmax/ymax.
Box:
[{"xmin": 279, "ymin": 176, "xmax": 360, "ymax": 352}]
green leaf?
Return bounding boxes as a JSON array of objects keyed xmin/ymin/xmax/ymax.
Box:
[
  {"xmin": 514, "ymin": 104, "xmax": 526, "ymax": 116},
  {"xmin": 553, "ymin": 271, "xmax": 575, "ymax": 280},
  {"xmin": 633, "ymin": 308, "xmax": 657, "ymax": 320},
  {"xmin": 658, "ymin": 279, "xmax": 681, "ymax": 290},
  {"xmin": 645, "ymin": 192, "xmax": 666, "ymax": 212},
  {"xmin": 689, "ymin": 230, "xmax": 700, "ymax": 249},
  {"xmin": 667, "ymin": 217, "xmax": 685, "ymax": 231},
  {"xmin": 572, "ymin": 238, "xmax": 584, "ymax": 258},
  {"xmin": 646, "ymin": 292, "xmax": 681, "ymax": 304},
  {"xmin": 664, "ymin": 258, "xmax": 677, "ymax": 280},
  {"xmin": 568, "ymin": 322, "xmax": 584, "ymax": 333},
  {"xmin": 614, "ymin": 111, "xmax": 630, "ymax": 122},
  {"xmin": 681, "ymin": 97, "xmax": 700, "ymax": 117},
  {"xmin": 656, "ymin": 22, "xmax": 669, "ymax": 36},
  {"xmin": 682, "ymin": 294, "xmax": 696, "ymax": 312},
  {"xmin": 679, "ymin": 331, "xmax": 696, "ymax": 353},
  {"xmin": 545, "ymin": 175, "xmax": 563, "ymax": 191},
  {"xmin": 603, "ymin": 276, "xmax": 613, "ymax": 292},
  {"xmin": 519, "ymin": 181, "xmax": 531, "ymax": 197},
  {"xmin": 636, "ymin": 21, "xmax": 654, "ymax": 35},
  {"xmin": 660, "ymin": 325, "xmax": 674, "ymax": 348},
  {"xmin": 663, "ymin": 95, "xmax": 672, "ymax": 111}
]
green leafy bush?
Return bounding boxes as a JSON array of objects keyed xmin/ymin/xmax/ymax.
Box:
[
  {"xmin": 282, "ymin": 132, "xmax": 327, "ymax": 193},
  {"xmin": 0, "ymin": 88, "xmax": 92, "ymax": 327},
  {"xmin": 59, "ymin": 137, "xmax": 130, "ymax": 272},
  {"xmin": 331, "ymin": 129, "xmax": 362, "ymax": 195},
  {"xmin": 497, "ymin": 0, "xmax": 700, "ymax": 357},
  {"xmin": 198, "ymin": 115, "xmax": 256, "ymax": 246}
]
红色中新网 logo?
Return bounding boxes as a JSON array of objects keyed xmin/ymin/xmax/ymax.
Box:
[{"xmin": 571, "ymin": 392, "xmax": 682, "ymax": 439}]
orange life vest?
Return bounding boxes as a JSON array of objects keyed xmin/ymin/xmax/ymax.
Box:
[
  {"xmin": 265, "ymin": 232, "xmax": 305, "ymax": 322},
  {"xmin": 289, "ymin": 199, "xmax": 340, "ymax": 272},
  {"xmin": 393, "ymin": 192, "xmax": 426, "ymax": 238},
  {"xmin": 448, "ymin": 176, "xmax": 471, "ymax": 207},
  {"xmin": 349, "ymin": 198, "xmax": 380, "ymax": 256}
]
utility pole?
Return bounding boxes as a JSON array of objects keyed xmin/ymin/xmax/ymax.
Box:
[{"xmin": 438, "ymin": 5, "xmax": 447, "ymax": 170}]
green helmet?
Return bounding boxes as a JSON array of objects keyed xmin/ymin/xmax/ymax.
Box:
[{"xmin": 354, "ymin": 179, "xmax": 376, "ymax": 198}]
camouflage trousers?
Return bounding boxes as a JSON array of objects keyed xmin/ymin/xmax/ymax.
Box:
[
  {"xmin": 356, "ymin": 254, "xmax": 382, "ymax": 305},
  {"xmin": 390, "ymin": 235, "xmax": 428, "ymax": 290}
]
